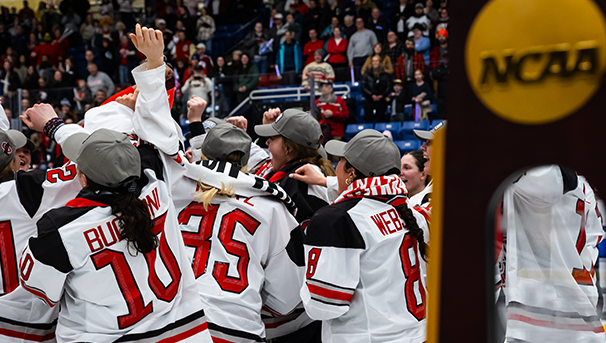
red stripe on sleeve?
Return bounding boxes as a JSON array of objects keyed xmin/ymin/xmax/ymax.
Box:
[{"xmin": 307, "ymin": 283, "xmax": 353, "ymax": 303}]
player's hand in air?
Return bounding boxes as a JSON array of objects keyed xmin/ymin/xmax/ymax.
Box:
[
  {"xmin": 187, "ymin": 96, "xmax": 208, "ymax": 123},
  {"xmin": 21, "ymin": 103, "xmax": 58, "ymax": 132},
  {"xmin": 289, "ymin": 164, "xmax": 328, "ymax": 187},
  {"xmin": 262, "ymin": 108, "xmax": 281, "ymax": 125},
  {"xmin": 116, "ymin": 89, "xmax": 139, "ymax": 111},
  {"xmin": 129, "ymin": 23, "xmax": 164, "ymax": 70},
  {"xmin": 226, "ymin": 116, "xmax": 248, "ymax": 131}
]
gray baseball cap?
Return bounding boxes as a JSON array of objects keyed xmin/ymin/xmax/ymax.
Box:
[
  {"xmin": 254, "ymin": 109, "xmax": 322, "ymax": 149},
  {"xmin": 0, "ymin": 129, "xmax": 26, "ymax": 171},
  {"xmin": 62, "ymin": 128, "xmax": 141, "ymax": 188},
  {"xmin": 202, "ymin": 123, "xmax": 252, "ymax": 167},
  {"xmin": 325, "ymin": 129, "xmax": 401, "ymax": 177},
  {"xmin": 413, "ymin": 120, "xmax": 446, "ymax": 142}
]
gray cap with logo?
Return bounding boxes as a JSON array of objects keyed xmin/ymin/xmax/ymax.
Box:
[
  {"xmin": 62, "ymin": 128, "xmax": 141, "ymax": 188},
  {"xmin": 254, "ymin": 109, "xmax": 323, "ymax": 149},
  {"xmin": 202, "ymin": 123, "xmax": 252, "ymax": 167},
  {"xmin": 325, "ymin": 129, "xmax": 401, "ymax": 177},
  {"xmin": 413, "ymin": 120, "xmax": 446, "ymax": 142},
  {"xmin": 0, "ymin": 129, "xmax": 27, "ymax": 171}
]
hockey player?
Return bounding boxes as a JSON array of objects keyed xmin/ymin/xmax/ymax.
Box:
[
  {"xmin": 16, "ymin": 24, "xmax": 213, "ymax": 343},
  {"xmin": 301, "ymin": 129, "xmax": 429, "ymax": 343},
  {"xmin": 503, "ymin": 166, "xmax": 605, "ymax": 342}
]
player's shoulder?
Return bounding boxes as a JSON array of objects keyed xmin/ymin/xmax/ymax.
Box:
[
  {"xmin": 306, "ymin": 198, "xmax": 365, "ymax": 249},
  {"xmin": 37, "ymin": 202, "xmax": 100, "ymax": 236}
]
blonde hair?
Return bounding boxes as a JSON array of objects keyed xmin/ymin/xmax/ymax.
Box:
[
  {"xmin": 192, "ymin": 151, "xmax": 249, "ymax": 209},
  {"xmin": 0, "ymin": 158, "xmax": 16, "ymax": 180}
]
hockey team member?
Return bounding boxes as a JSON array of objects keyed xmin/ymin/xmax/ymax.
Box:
[
  {"xmin": 254, "ymin": 108, "xmax": 334, "ymax": 223},
  {"xmin": 503, "ymin": 166, "xmax": 605, "ymax": 342},
  {"xmin": 301, "ymin": 129, "xmax": 429, "ymax": 343},
  {"xmin": 17, "ymin": 24, "xmax": 213, "ymax": 343},
  {"xmin": 172, "ymin": 111, "xmax": 305, "ymax": 342}
]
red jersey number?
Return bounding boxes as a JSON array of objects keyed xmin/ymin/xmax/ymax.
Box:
[
  {"xmin": 0, "ymin": 221, "xmax": 18, "ymax": 295},
  {"xmin": 400, "ymin": 233, "xmax": 426, "ymax": 321}
]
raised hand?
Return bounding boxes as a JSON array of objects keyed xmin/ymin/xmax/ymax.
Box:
[
  {"xmin": 225, "ymin": 116, "xmax": 248, "ymax": 131},
  {"xmin": 187, "ymin": 96, "xmax": 208, "ymax": 123},
  {"xmin": 116, "ymin": 89, "xmax": 139, "ymax": 111},
  {"xmin": 21, "ymin": 103, "xmax": 58, "ymax": 132},
  {"xmin": 129, "ymin": 23, "xmax": 164, "ymax": 70},
  {"xmin": 262, "ymin": 108, "xmax": 281, "ymax": 125},
  {"xmin": 289, "ymin": 164, "xmax": 328, "ymax": 187}
]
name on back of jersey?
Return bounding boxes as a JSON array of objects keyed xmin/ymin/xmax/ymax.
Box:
[{"xmin": 366, "ymin": 207, "xmax": 404, "ymax": 242}]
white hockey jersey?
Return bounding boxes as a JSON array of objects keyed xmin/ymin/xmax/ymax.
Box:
[
  {"xmin": 504, "ymin": 166, "xmax": 605, "ymax": 342},
  {"xmin": 169, "ymin": 159, "xmax": 305, "ymax": 342},
  {"xmin": 19, "ymin": 144, "xmax": 213, "ymax": 343},
  {"xmin": 301, "ymin": 175, "xmax": 428, "ymax": 343}
]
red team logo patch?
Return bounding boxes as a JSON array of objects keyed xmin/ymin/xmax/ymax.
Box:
[{"xmin": 1, "ymin": 141, "xmax": 11, "ymax": 155}]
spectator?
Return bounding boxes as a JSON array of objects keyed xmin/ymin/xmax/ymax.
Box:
[
  {"xmin": 22, "ymin": 65, "xmax": 38, "ymax": 89},
  {"xmin": 12, "ymin": 25, "xmax": 28, "ymax": 57},
  {"xmin": 99, "ymin": 38, "xmax": 117, "ymax": 77},
  {"xmin": 86, "ymin": 63, "xmax": 114, "ymax": 96},
  {"xmin": 303, "ymin": 28, "xmax": 323, "ymax": 66},
  {"xmin": 390, "ymin": 0, "xmax": 414, "ymax": 41},
  {"xmin": 143, "ymin": 5, "xmax": 156, "ymax": 28},
  {"xmin": 317, "ymin": 0, "xmax": 333, "ymax": 32},
  {"xmin": 61, "ymin": 6, "xmax": 81, "ymax": 32},
  {"xmin": 347, "ymin": 17, "xmax": 378, "ymax": 80},
  {"xmin": 26, "ymin": 32, "xmax": 37, "ymax": 53},
  {"xmin": 182, "ymin": 65, "xmax": 212, "ymax": 104},
  {"xmin": 196, "ymin": 7, "xmax": 215, "ymax": 55},
  {"xmin": 361, "ymin": 55, "xmax": 391, "ymax": 122},
  {"xmin": 385, "ymin": 30, "xmax": 405, "ymax": 69},
  {"xmin": 430, "ymin": 29, "xmax": 448, "ymax": 70},
  {"xmin": 284, "ymin": 13, "xmax": 301, "ymax": 42},
  {"xmin": 156, "ymin": 18, "xmax": 174, "ymax": 52},
  {"xmin": 92, "ymin": 88, "xmax": 108, "ymax": 107},
  {"xmin": 192, "ymin": 43, "xmax": 213, "ymax": 71},
  {"xmin": 208, "ymin": 87, "xmax": 230, "ymax": 119},
  {"xmin": 269, "ymin": 13, "xmax": 287, "ymax": 57},
  {"xmin": 285, "ymin": 0, "xmax": 309, "ymax": 16},
  {"xmin": 435, "ymin": 8, "xmax": 449, "ymax": 33},
  {"xmin": 278, "ymin": 30, "xmax": 302, "ymax": 85},
  {"xmin": 286, "ymin": 2, "xmax": 305, "ymax": 28},
  {"xmin": 386, "ymin": 79, "xmax": 412, "ymax": 121},
  {"xmin": 367, "ymin": 7, "xmax": 388, "ymax": 43},
  {"xmin": 81, "ymin": 13, "xmax": 95, "ymax": 48},
  {"xmin": 352, "ymin": 0, "xmax": 371, "ymax": 22},
  {"xmin": 412, "ymin": 24, "xmax": 431, "ymax": 66},
  {"xmin": 29, "ymin": 33, "xmax": 59, "ymax": 66},
  {"xmin": 316, "ymin": 80, "xmax": 349, "ymax": 140},
  {"xmin": 18, "ymin": 0, "xmax": 35, "ymax": 21},
  {"xmin": 303, "ymin": 0, "xmax": 323, "ymax": 34},
  {"xmin": 395, "ymin": 38, "xmax": 425, "ymax": 82},
  {"xmin": 111, "ymin": 21, "xmax": 129, "ymax": 49},
  {"xmin": 326, "ymin": 26, "xmax": 348, "ymax": 82},
  {"xmin": 51, "ymin": 28, "xmax": 69, "ymax": 61},
  {"xmin": 406, "ymin": 3, "xmax": 431, "ymax": 37},
  {"xmin": 60, "ymin": 57, "xmax": 78, "ymax": 85},
  {"xmin": 34, "ymin": 2, "xmax": 45, "ymax": 22},
  {"xmin": 233, "ymin": 53, "xmax": 258, "ymax": 105},
  {"xmin": 59, "ymin": 98, "xmax": 77, "ymax": 122},
  {"xmin": 424, "ymin": 0, "xmax": 439, "ymax": 22},
  {"xmin": 302, "ymin": 49, "xmax": 335, "ymax": 90},
  {"xmin": 117, "ymin": 35, "xmax": 138, "ymax": 85},
  {"xmin": 228, "ymin": 50, "xmax": 242, "ymax": 69},
  {"xmin": 343, "ymin": 14, "xmax": 356, "ymax": 40},
  {"xmin": 207, "ymin": 56, "xmax": 234, "ymax": 105},
  {"xmin": 41, "ymin": 5, "xmax": 61, "ymax": 33},
  {"xmin": 243, "ymin": 22, "xmax": 271, "ymax": 75},
  {"xmin": 172, "ymin": 30, "xmax": 195, "ymax": 61},
  {"xmin": 320, "ymin": 16, "xmax": 341, "ymax": 41},
  {"xmin": 99, "ymin": 0, "xmax": 114, "ymax": 21},
  {"xmin": 36, "ymin": 55, "xmax": 55, "ymax": 83},
  {"xmin": 207, "ymin": 0, "xmax": 230, "ymax": 16},
  {"xmin": 430, "ymin": 52, "xmax": 448, "ymax": 118},
  {"xmin": 164, "ymin": 5, "xmax": 178, "ymax": 31},
  {"xmin": 73, "ymin": 78, "xmax": 92, "ymax": 113},
  {"xmin": 13, "ymin": 55, "xmax": 27, "ymax": 84},
  {"xmin": 337, "ymin": 0, "xmax": 356, "ymax": 18},
  {"xmin": 411, "ymin": 69, "xmax": 435, "ymax": 120},
  {"xmin": 361, "ymin": 43, "xmax": 394, "ymax": 76},
  {"xmin": 1, "ymin": 61, "xmax": 21, "ymax": 94},
  {"xmin": 117, "ymin": 0, "xmax": 135, "ymax": 30}
]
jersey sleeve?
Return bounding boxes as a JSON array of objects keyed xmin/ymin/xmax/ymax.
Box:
[
  {"xmin": 0, "ymin": 103, "xmax": 9, "ymax": 130},
  {"xmin": 261, "ymin": 203, "xmax": 305, "ymax": 316},
  {"xmin": 132, "ymin": 63, "xmax": 181, "ymax": 156},
  {"xmin": 511, "ymin": 165, "xmax": 568, "ymax": 207},
  {"xmin": 300, "ymin": 205, "xmax": 364, "ymax": 320},
  {"xmin": 325, "ymin": 176, "xmax": 339, "ymax": 203},
  {"xmin": 53, "ymin": 123, "xmax": 87, "ymax": 147}
]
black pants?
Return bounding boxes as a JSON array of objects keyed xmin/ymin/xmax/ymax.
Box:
[
  {"xmin": 282, "ymin": 68, "xmax": 298, "ymax": 86},
  {"xmin": 352, "ymin": 56, "xmax": 367, "ymax": 82},
  {"xmin": 331, "ymin": 63, "xmax": 349, "ymax": 83},
  {"xmin": 364, "ymin": 98, "xmax": 388, "ymax": 123},
  {"xmin": 270, "ymin": 321, "xmax": 322, "ymax": 343}
]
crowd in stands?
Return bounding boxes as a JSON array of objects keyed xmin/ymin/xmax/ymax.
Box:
[{"xmin": 0, "ymin": 0, "xmax": 449, "ymax": 169}]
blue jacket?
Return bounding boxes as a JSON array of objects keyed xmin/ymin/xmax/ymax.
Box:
[{"xmin": 278, "ymin": 41, "xmax": 302, "ymax": 74}]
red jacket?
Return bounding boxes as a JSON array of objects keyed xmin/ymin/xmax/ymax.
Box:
[
  {"xmin": 395, "ymin": 53, "xmax": 425, "ymax": 82},
  {"xmin": 30, "ymin": 43, "xmax": 59, "ymax": 66},
  {"xmin": 175, "ymin": 40, "xmax": 194, "ymax": 61},
  {"xmin": 316, "ymin": 96, "xmax": 349, "ymax": 138},
  {"xmin": 327, "ymin": 38, "xmax": 348, "ymax": 64},
  {"xmin": 303, "ymin": 40, "xmax": 324, "ymax": 65}
]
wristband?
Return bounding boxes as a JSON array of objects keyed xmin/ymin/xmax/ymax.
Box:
[
  {"xmin": 43, "ymin": 117, "xmax": 65, "ymax": 138},
  {"xmin": 189, "ymin": 121, "xmax": 205, "ymax": 138}
]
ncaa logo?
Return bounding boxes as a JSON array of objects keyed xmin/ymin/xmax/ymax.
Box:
[
  {"xmin": 1, "ymin": 141, "xmax": 12, "ymax": 155},
  {"xmin": 465, "ymin": 0, "xmax": 606, "ymax": 125}
]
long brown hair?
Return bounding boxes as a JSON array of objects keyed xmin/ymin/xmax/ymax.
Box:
[{"xmin": 283, "ymin": 137, "xmax": 336, "ymax": 176}]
